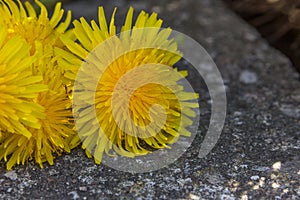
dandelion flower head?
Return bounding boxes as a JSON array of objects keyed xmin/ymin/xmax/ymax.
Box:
[
  {"xmin": 0, "ymin": 0, "xmax": 74, "ymax": 170},
  {"xmin": 57, "ymin": 7, "xmax": 199, "ymax": 163}
]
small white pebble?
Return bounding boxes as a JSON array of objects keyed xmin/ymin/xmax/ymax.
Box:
[
  {"xmin": 4, "ymin": 171, "xmax": 18, "ymax": 181},
  {"xmin": 68, "ymin": 191, "xmax": 80, "ymax": 200},
  {"xmin": 7, "ymin": 188, "xmax": 12, "ymax": 193},
  {"xmin": 234, "ymin": 111, "xmax": 242, "ymax": 116},
  {"xmin": 240, "ymin": 164, "xmax": 248, "ymax": 169},
  {"xmin": 189, "ymin": 193, "xmax": 200, "ymax": 200},
  {"xmin": 272, "ymin": 161, "xmax": 281, "ymax": 170},
  {"xmin": 270, "ymin": 173, "xmax": 277, "ymax": 179},
  {"xmin": 241, "ymin": 194, "xmax": 248, "ymax": 200},
  {"xmin": 79, "ymin": 186, "xmax": 88, "ymax": 192},
  {"xmin": 239, "ymin": 70, "xmax": 258, "ymax": 84},
  {"xmin": 259, "ymin": 177, "xmax": 265, "ymax": 187},
  {"xmin": 272, "ymin": 182, "xmax": 280, "ymax": 189},
  {"xmin": 253, "ymin": 185, "xmax": 259, "ymax": 190},
  {"xmin": 250, "ymin": 175, "xmax": 260, "ymax": 181}
]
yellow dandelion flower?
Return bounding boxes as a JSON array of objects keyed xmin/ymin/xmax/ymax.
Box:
[
  {"xmin": 0, "ymin": 0, "xmax": 72, "ymax": 54},
  {"xmin": 0, "ymin": 0, "xmax": 74, "ymax": 169},
  {"xmin": 0, "ymin": 45, "xmax": 74, "ymax": 170},
  {"xmin": 0, "ymin": 26, "xmax": 47, "ymax": 139},
  {"xmin": 56, "ymin": 7, "xmax": 199, "ymax": 164}
]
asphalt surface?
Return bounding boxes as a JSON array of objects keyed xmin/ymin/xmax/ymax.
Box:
[{"xmin": 0, "ymin": 0, "xmax": 299, "ymax": 199}]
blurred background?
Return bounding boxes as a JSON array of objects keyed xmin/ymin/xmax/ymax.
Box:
[
  {"xmin": 26, "ymin": 0, "xmax": 300, "ymax": 73},
  {"xmin": 225, "ymin": 0, "xmax": 300, "ymax": 73}
]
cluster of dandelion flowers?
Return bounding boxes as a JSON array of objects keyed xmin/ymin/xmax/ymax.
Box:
[
  {"xmin": 0, "ymin": 0, "xmax": 75, "ymax": 170},
  {"xmin": 57, "ymin": 7, "xmax": 199, "ymax": 163}
]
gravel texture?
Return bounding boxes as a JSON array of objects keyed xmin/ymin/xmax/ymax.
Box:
[{"xmin": 0, "ymin": 0, "xmax": 299, "ymax": 199}]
